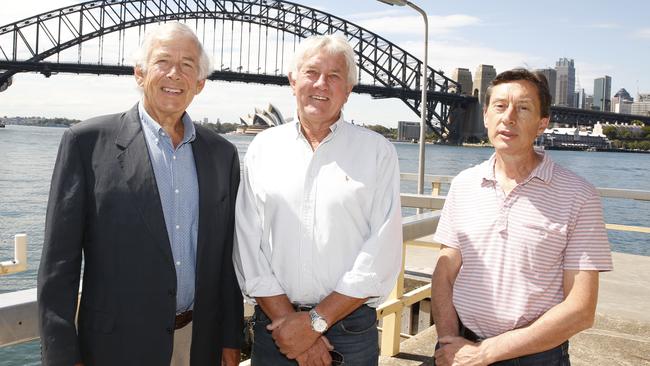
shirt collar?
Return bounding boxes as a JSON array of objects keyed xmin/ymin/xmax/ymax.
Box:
[
  {"xmin": 292, "ymin": 112, "xmax": 345, "ymax": 140},
  {"xmin": 138, "ymin": 101, "xmax": 196, "ymax": 144},
  {"xmin": 480, "ymin": 148, "xmax": 553, "ymax": 185}
]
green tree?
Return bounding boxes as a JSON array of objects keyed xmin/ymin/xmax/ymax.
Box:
[{"xmin": 602, "ymin": 125, "xmax": 618, "ymax": 140}]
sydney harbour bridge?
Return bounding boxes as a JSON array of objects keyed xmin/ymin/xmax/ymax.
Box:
[{"xmin": 1, "ymin": 0, "xmax": 648, "ymax": 142}]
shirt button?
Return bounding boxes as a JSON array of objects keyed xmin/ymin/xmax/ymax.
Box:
[
  {"xmin": 172, "ymin": 155, "xmax": 177, "ymax": 160},
  {"xmin": 175, "ymin": 225, "xmax": 180, "ymax": 230},
  {"xmin": 175, "ymin": 189, "xmax": 179, "ymax": 194},
  {"xmin": 176, "ymin": 261, "xmax": 181, "ymax": 266},
  {"xmin": 155, "ymin": 138, "xmax": 159, "ymax": 143}
]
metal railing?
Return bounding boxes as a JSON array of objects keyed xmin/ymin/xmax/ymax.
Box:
[
  {"xmin": 0, "ymin": 234, "xmax": 27, "ymax": 275},
  {"xmin": 1, "ymin": 174, "xmax": 648, "ymax": 360}
]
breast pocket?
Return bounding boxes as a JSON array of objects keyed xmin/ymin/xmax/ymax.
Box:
[{"xmin": 521, "ymin": 221, "xmax": 567, "ymax": 272}]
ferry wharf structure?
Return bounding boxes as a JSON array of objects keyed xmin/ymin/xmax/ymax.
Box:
[{"xmin": 1, "ymin": 174, "xmax": 649, "ymax": 365}]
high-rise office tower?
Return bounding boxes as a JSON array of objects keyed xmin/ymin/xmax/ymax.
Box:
[
  {"xmin": 534, "ymin": 68, "xmax": 557, "ymax": 105},
  {"xmin": 555, "ymin": 58, "xmax": 575, "ymax": 107},
  {"xmin": 451, "ymin": 68, "xmax": 473, "ymax": 96},
  {"xmin": 593, "ymin": 76, "xmax": 612, "ymax": 111},
  {"xmin": 612, "ymin": 88, "xmax": 633, "ymax": 114},
  {"xmin": 473, "ymin": 64, "xmax": 496, "ymax": 105}
]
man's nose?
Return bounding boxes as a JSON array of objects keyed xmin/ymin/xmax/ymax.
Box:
[
  {"xmin": 313, "ymin": 73, "xmax": 327, "ymax": 89},
  {"xmin": 502, "ymin": 105, "xmax": 517, "ymax": 124},
  {"xmin": 166, "ymin": 63, "xmax": 182, "ymax": 79}
]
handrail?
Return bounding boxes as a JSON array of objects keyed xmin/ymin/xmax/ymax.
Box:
[{"xmin": 0, "ymin": 234, "xmax": 27, "ymax": 275}]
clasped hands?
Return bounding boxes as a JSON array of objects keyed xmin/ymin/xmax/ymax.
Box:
[
  {"xmin": 434, "ymin": 336, "xmax": 487, "ymax": 366},
  {"xmin": 267, "ymin": 311, "xmax": 334, "ymax": 366}
]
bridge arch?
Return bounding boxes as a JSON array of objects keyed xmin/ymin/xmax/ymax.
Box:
[{"xmin": 0, "ymin": 0, "xmax": 472, "ymax": 136}]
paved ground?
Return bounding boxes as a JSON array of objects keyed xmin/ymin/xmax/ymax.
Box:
[{"xmin": 379, "ymin": 245, "xmax": 650, "ymax": 366}]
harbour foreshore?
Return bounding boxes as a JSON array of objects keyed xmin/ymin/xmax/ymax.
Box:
[{"xmin": 380, "ymin": 244, "xmax": 650, "ymax": 365}]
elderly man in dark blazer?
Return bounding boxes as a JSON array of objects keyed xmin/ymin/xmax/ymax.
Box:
[{"xmin": 37, "ymin": 22, "xmax": 243, "ymax": 366}]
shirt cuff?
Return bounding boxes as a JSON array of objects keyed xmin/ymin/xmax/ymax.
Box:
[
  {"xmin": 334, "ymin": 271, "xmax": 382, "ymax": 300},
  {"xmin": 243, "ymin": 275, "xmax": 285, "ymax": 298}
]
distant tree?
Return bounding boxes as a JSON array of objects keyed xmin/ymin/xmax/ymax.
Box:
[
  {"xmin": 602, "ymin": 125, "xmax": 618, "ymax": 140},
  {"xmin": 364, "ymin": 124, "xmax": 396, "ymax": 139},
  {"xmin": 619, "ymin": 129, "xmax": 634, "ymax": 140}
]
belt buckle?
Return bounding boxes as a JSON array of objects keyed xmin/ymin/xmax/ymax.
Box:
[
  {"xmin": 175, "ymin": 310, "xmax": 193, "ymax": 330},
  {"xmin": 293, "ymin": 304, "xmax": 314, "ymax": 312}
]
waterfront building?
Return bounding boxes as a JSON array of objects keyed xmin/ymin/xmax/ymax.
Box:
[
  {"xmin": 555, "ymin": 58, "xmax": 575, "ymax": 107},
  {"xmin": 397, "ymin": 121, "xmax": 421, "ymax": 141},
  {"xmin": 536, "ymin": 125, "xmax": 610, "ymax": 150},
  {"xmin": 631, "ymin": 99, "xmax": 650, "ymax": 116},
  {"xmin": 585, "ymin": 95, "xmax": 594, "ymax": 110},
  {"xmin": 450, "ymin": 68, "xmax": 473, "ymax": 96},
  {"xmin": 638, "ymin": 93, "xmax": 650, "ymax": 102},
  {"xmin": 534, "ymin": 68, "xmax": 557, "ymax": 105},
  {"xmin": 473, "ymin": 64, "xmax": 496, "ymax": 105},
  {"xmin": 575, "ymin": 88, "xmax": 587, "ymax": 110},
  {"xmin": 593, "ymin": 76, "xmax": 612, "ymax": 112},
  {"xmin": 612, "ymin": 88, "xmax": 634, "ymax": 114}
]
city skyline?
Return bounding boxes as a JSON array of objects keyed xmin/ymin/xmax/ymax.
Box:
[{"xmin": 1, "ymin": 0, "xmax": 649, "ymax": 127}]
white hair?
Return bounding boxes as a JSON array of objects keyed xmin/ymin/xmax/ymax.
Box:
[
  {"xmin": 132, "ymin": 22, "xmax": 212, "ymax": 80},
  {"xmin": 288, "ymin": 34, "xmax": 358, "ymax": 86}
]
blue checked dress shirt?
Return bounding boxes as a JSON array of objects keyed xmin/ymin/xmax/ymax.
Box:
[{"xmin": 139, "ymin": 102, "xmax": 199, "ymax": 313}]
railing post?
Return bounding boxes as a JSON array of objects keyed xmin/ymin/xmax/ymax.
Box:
[
  {"xmin": 0, "ymin": 234, "xmax": 28, "ymax": 275},
  {"xmin": 380, "ymin": 241, "xmax": 406, "ymax": 356},
  {"xmin": 431, "ymin": 181, "xmax": 441, "ymax": 196}
]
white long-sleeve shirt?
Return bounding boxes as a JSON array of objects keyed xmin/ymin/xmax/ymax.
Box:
[{"xmin": 233, "ymin": 116, "xmax": 403, "ymax": 307}]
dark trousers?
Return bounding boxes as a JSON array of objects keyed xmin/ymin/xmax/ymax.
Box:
[
  {"xmin": 251, "ymin": 305, "xmax": 379, "ymax": 366},
  {"xmin": 435, "ymin": 322, "xmax": 570, "ymax": 366}
]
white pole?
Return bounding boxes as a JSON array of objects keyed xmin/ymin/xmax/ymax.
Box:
[{"xmin": 407, "ymin": 2, "xmax": 428, "ymax": 196}]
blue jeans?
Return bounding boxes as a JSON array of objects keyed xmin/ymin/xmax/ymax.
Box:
[{"xmin": 251, "ymin": 305, "xmax": 379, "ymax": 366}]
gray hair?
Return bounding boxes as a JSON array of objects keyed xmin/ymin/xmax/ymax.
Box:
[
  {"xmin": 133, "ymin": 22, "xmax": 212, "ymax": 80},
  {"xmin": 288, "ymin": 34, "xmax": 358, "ymax": 86}
]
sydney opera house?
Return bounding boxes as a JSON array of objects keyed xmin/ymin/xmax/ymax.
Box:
[{"xmin": 237, "ymin": 103, "xmax": 288, "ymax": 134}]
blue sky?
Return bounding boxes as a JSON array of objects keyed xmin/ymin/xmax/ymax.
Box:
[{"xmin": 1, "ymin": 0, "xmax": 648, "ymax": 127}]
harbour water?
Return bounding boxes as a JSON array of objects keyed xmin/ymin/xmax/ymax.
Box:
[{"xmin": 1, "ymin": 124, "xmax": 649, "ymax": 364}]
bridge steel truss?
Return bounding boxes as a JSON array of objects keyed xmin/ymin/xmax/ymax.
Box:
[
  {"xmin": 550, "ymin": 106, "xmax": 650, "ymax": 126},
  {"xmin": 0, "ymin": 0, "xmax": 474, "ymax": 137}
]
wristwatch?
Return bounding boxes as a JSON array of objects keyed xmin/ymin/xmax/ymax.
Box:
[{"xmin": 309, "ymin": 308, "xmax": 328, "ymax": 334}]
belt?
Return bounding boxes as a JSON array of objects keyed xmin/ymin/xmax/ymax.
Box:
[
  {"xmin": 292, "ymin": 304, "xmax": 315, "ymax": 312},
  {"xmin": 175, "ymin": 310, "xmax": 193, "ymax": 330}
]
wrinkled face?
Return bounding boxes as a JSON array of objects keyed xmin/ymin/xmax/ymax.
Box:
[
  {"xmin": 484, "ymin": 80, "xmax": 549, "ymax": 156},
  {"xmin": 134, "ymin": 35, "xmax": 205, "ymax": 122},
  {"xmin": 289, "ymin": 50, "xmax": 353, "ymax": 128}
]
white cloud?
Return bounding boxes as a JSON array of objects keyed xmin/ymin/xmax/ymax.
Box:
[
  {"xmin": 634, "ymin": 28, "xmax": 650, "ymax": 39},
  {"xmin": 586, "ymin": 23, "xmax": 620, "ymax": 29},
  {"xmin": 393, "ymin": 39, "xmax": 538, "ymax": 78},
  {"xmin": 355, "ymin": 14, "xmax": 480, "ymax": 36}
]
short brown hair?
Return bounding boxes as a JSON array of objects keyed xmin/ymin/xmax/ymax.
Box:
[{"xmin": 484, "ymin": 68, "xmax": 551, "ymax": 118}]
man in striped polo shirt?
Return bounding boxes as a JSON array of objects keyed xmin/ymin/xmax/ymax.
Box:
[{"xmin": 431, "ymin": 68, "xmax": 613, "ymax": 365}]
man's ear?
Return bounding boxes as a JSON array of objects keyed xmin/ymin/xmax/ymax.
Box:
[
  {"xmin": 288, "ymin": 72, "xmax": 296, "ymax": 95},
  {"xmin": 538, "ymin": 117, "xmax": 550, "ymax": 134},
  {"xmin": 195, "ymin": 79, "xmax": 206, "ymax": 95},
  {"xmin": 134, "ymin": 66, "xmax": 145, "ymax": 87}
]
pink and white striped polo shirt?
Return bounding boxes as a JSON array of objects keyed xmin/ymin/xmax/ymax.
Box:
[{"xmin": 433, "ymin": 151, "xmax": 613, "ymax": 339}]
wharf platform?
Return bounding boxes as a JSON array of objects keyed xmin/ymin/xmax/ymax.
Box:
[{"xmin": 380, "ymin": 243, "xmax": 650, "ymax": 365}]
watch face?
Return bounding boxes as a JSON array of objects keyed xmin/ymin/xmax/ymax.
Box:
[{"xmin": 313, "ymin": 318, "xmax": 327, "ymax": 333}]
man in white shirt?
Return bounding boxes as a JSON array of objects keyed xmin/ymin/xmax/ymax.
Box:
[{"xmin": 233, "ymin": 34, "xmax": 403, "ymax": 366}]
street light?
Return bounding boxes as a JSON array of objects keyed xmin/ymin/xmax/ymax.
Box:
[{"xmin": 377, "ymin": 0, "xmax": 428, "ymax": 196}]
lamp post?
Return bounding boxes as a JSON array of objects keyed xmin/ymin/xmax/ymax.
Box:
[{"xmin": 377, "ymin": 0, "xmax": 428, "ymax": 196}]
